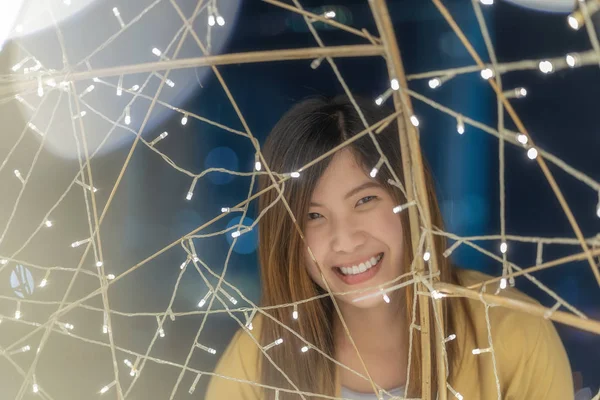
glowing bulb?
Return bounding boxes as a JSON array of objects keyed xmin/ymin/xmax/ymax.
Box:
[
  {"xmin": 457, "ymin": 118, "xmax": 465, "ymax": 135},
  {"xmin": 500, "ymin": 278, "xmax": 507, "ymax": 289},
  {"xmin": 517, "ymin": 133, "xmax": 528, "ymax": 145},
  {"xmin": 125, "ymin": 107, "xmax": 131, "ymax": 125},
  {"xmin": 480, "ymin": 0, "xmax": 493, "ymax": 4},
  {"xmin": 45, "ymin": 220, "xmax": 52, "ymax": 227},
  {"xmin": 208, "ymin": 15, "xmax": 216, "ymax": 26},
  {"xmin": 103, "ymin": 324, "xmax": 108, "ymax": 334},
  {"xmin": 423, "ymin": 251, "xmax": 431, "ymax": 262},
  {"xmin": 292, "ymin": 311, "xmax": 298, "ymax": 320},
  {"xmin": 96, "ymin": 261, "xmax": 103, "ymax": 267},
  {"xmin": 410, "ymin": 115, "xmax": 420, "ymax": 127},
  {"xmin": 198, "ymin": 299, "xmax": 206, "ymax": 307},
  {"xmin": 390, "ymin": 79, "xmax": 400, "ymax": 90},
  {"xmin": 324, "ymin": 11, "xmax": 336, "ymax": 18},
  {"xmin": 428, "ymin": 78, "xmax": 441, "ymax": 89},
  {"xmin": 301, "ymin": 346, "xmax": 309, "ymax": 352},
  {"xmin": 152, "ymin": 47, "xmax": 162, "ymax": 57},
  {"xmin": 255, "ymin": 161, "xmax": 262, "ymax": 171},
  {"xmin": 375, "ymin": 97, "xmax": 383, "ymax": 106},
  {"xmin": 538, "ymin": 60, "xmax": 554, "ymax": 74},
  {"xmin": 500, "ymin": 242, "xmax": 508, "ymax": 254},
  {"xmin": 33, "ymin": 383, "xmax": 39, "ymax": 393},
  {"xmin": 39, "ymin": 279, "xmax": 47, "ymax": 287},
  {"xmin": 527, "ymin": 147, "xmax": 538, "ymax": 160},
  {"xmin": 568, "ymin": 15, "xmax": 580, "ymax": 30},
  {"xmin": 216, "ymin": 16, "xmax": 225, "ymax": 26},
  {"xmin": 232, "ymin": 231, "xmax": 241, "ymax": 238},
  {"xmin": 181, "ymin": 114, "xmax": 188, "ymax": 125},
  {"xmin": 107, "ymin": 274, "xmax": 115, "ymax": 280},
  {"xmin": 566, "ymin": 53, "xmax": 580, "ymax": 68},
  {"xmin": 480, "ymin": 68, "xmax": 494, "ymax": 80},
  {"xmin": 515, "ymin": 87, "xmax": 527, "ymax": 98},
  {"xmin": 290, "ymin": 171, "xmax": 300, "ymax": 178},
  {"xmin": 15, "ymin": 310, "xmax": 21, "ymax": 319}
]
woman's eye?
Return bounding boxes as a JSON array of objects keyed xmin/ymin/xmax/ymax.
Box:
[
  {"xmin": 357, "ymin": 195, "xmax": 377, "ymax": 206},
  {"xmin": 308, "ymin": 212, "xmax": 322, "ymax": 220}
]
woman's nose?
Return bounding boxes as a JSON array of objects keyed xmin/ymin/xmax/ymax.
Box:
[{"xmin": 330, "ymin": 216, "xmax": 366, "ymax": 253}]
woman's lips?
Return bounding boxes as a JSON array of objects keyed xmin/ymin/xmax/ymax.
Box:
[{"xmin": 333, "ymin": 254, "xmax": 383, "ymax": 285}]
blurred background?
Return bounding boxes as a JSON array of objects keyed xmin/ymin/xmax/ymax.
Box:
[{"xmin": 0, "ymin": 0, "xmax": 598, "ymax": 398}]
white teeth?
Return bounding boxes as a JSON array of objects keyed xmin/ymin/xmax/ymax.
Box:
[{"xmin": 339, "ymin": 254, "xmax": 382, "ymax": 276}]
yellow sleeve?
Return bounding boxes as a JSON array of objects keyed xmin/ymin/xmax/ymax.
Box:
[
  {"xmin": 205, "ymin": 328, "xmax": 262, "ymax": 400},
  {"xmin": 504, "ymin": 316, "xmax": 574, "ymax": 399}
]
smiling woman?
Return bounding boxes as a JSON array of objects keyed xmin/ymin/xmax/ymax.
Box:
[{"xmin": 205, "ymin": 95, "xmax": 574, "ymax": 400}]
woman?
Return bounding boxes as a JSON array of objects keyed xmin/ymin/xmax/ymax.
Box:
[{"xmin": 205, "ymin": 95, "xmax": 573, "ymax": 399}]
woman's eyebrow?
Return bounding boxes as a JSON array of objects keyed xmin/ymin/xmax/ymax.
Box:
[{"xmin": 310, "ymin": 181, "xmax": 382, "ymax": 207}]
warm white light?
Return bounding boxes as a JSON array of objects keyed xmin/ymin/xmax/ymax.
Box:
[
  {"xmin": 152, "ymin": 47, "xmax": 162, "ymax": 57},
  {"xmin": 232, "ymin": 231, "xmax": 241, "ymax": 238},
  {"xmin": 457, "ymin": 118, "xmax": 465, "ymax": 135},
  {"xmin": 390, "ymin": 79, "xmax": 400, "ymax": 91},
  {"xmin": 255, "ymin": 161, "xmax": 262, "ymax": 171},
  {"xmin": 383, "ymin": 293, "xmax": 390, "ymax": 303},
  {"xmin": 15, "ymin": 310, "xmax": 21, "ymax": 319},
  {"xmin": 538, "ymin": 60, "xmax": 554, "ymax": 74},
  {"xmin": 45, "ymin": 220, "xmax": 52, "ymax": 227},
  {"xmin": 324, "ymin": 11, "xmax": 336, "ymax": 18},
  {"xmin": 107, "ymin": 274, "xmax": 115, "ymax": 280},
  {"xmin": 410, "ymin": 115, "xmax": 419, "ymax": 127},
  {"xmin": 480, "ymin": 68, "xmax": 494, "ymax": 80},
  {"xmin": 290, "ymin": 171, "xmax": 300, "ymax": 178},
  {"xmin": 568, "ymin": 15, "xmax": 580, "ymax": 30},
  {"xmin": 515, "ymin": 87, "xmax": 527, "ymax": 98},
  {"xmin": 500, "ymin": 278, "xmax": 507, "ymax": 289},
  {"xmin": 566, "ymin": 53, "xmax": 579, "ymax": 68},
  {"xmin": 517, "ymin": 133, "xmax": 528, "ymax": 145},
  {"xmin": 39, "ymin": 279, "xmax": 47, "ymax": 287},
  {"xmin": 423, "ymin": 251, "xmax": 431, "ymax": 262},
  {"xmin": 375, "ymin": 97, "xmax": 383, "ymax": 106},
  {"xmin": 33, "ymin": 383, "xmax": 39, "ymax": 393},
  {"xmin": 181, "ymin": 114, "xmax": 188, "ymax": 125},
  {"xmin": 125, "ymin": 107, "xmax": 131, "ymax": 125},
  {"xmin": 500, "ymin": 242, "xmax": 508, "ymax": 254},
  {"xmin": 216, "ymin": 16, "xmax": 225, "ymax": 26},
  {"xmin": 480, "ymin": 0, "xmax": 494, "ymax": 4},
  {"xmin": 301, "ymin": 346, "xmax": 309, "ymax": 352},
  {"xmin": 527, "ymin": 147, "xmax": 538, "ymax": 159},
  {"xmin": 96, "ymin": 261, "xmax": 103, "ymax": 267},
  {"xmin": 292, "ymin": 311, "xmax": 298, "ymax": 320},
  {"xmin": 428, "ymin": 78, "xmax": 441, "ymax": 89},
  {"xmin": 208, "ymin": 15, "xmax": 216, "ymax": 26}
]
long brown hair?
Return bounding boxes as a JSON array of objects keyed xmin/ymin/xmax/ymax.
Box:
[{"xmin": 257, "ymin": 95, "xmax": 462, "ymax": 399}]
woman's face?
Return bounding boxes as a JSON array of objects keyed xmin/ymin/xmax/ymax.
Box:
[{"xmin": 303, "ymin": 148, "xmax": 405, "ymax": 308}]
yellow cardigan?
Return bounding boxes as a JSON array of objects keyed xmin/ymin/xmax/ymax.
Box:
[{"xmin": 205, "ymin": 268, "xmax": 574, "ymax": 399}]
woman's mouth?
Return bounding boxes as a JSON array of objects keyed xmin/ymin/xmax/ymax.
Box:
[{"xmin": 332, "ymin": 252, "xmax": 384, "ymax": 285}]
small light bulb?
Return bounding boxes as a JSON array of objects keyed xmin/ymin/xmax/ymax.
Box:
[
  {"xmin": 568, "ymin": 15, "xmax": 580, "ymax": 30},
  {"xmin": 292, "ymin": 311, "xmax": 298, "ymax": 320},
  {"xmin": 103, "ymin": 324, "xmax": 108, "ymax": 334},
  {"xmin": 566, "ymin": 53, "xmax": 580, "ymax": 68},
  {"xmin": 500, "ymin": 278, "xmax": 507, "ymax": 289},
  {"xmin": 527, "ymin": 147, "xmax": 538, "ymax": 160},
  {"xmin": 216, "ymin": 16, "xmax": 225, "ymax": 26},
  {"xmin": 152, "ymin": 48, "xmax": 162, "ymax": 57},
  {"xmin": 423, "ymin": 251, "xmax": 431, "ymax": 262},
  {"xmin": 539, "ymin": 60, "xmax": 554, "ymax": 74},
  {"xmin": 290, "ymin": 171, "xmax": 300, "ymax": 178},
  {"xmin": 500, "ymin": 242, "xmax": 508, "ymax": 254},
  {"xmin": 428, "ymin": 78, "xmax": 441, "ymax": 89},
  {"xmin": 45, "ymin": 220, "xmax": 52, "ymax": 227},
  {"xmin": 515, "ymin": 87, "xmax": 527, "ymax": 98},
  {"xmin": 15, "ymin": 310, "xmax": 21, "ymax": 319},
  {"xmin": 186, "ymin": 191, "xmax": 193, "ymax": 201},
  {"xmin": 457, "ymin": 120, "xmax": 465, "ymax": 135},
  {"xmin": 96, "ymin": 261, "xmax": 103, "ymax": 267},
  {"xmin": 232, "ymin": 231, "xmax": 241, "ymax": 238},
  {"xmin": 255, "ymin": 161, "xmax": 262, "ymax": 171},
  {"xmin": 517, "ymin": 133, "xmax": 528, "ymax": 145},
  {"xmin": 301, "ymin": 346, "xmax": 309, "ymax": 352},
  {"xmin": 107, "ymin": 274, "xmax": 115, "ymax": 280},
  {"xmin": 390, "ymin": 79, "xmax": 400, "ymax": 91},
  {"xmin": 383, "ymin": 293, "xmax": 391, "ymax": 303},
  {"xmin": 410, "ymin": 115, "xmax": 420, "ymax": 127},
  {"xmin": 198, "ymin": 299, "xmax": 206, "ymax": 307},
  {"xmin": 370, "ymin": 168, "xmax": 378, "ymax": 178},
  {"xmin": 181, "ymin": 114, "xmax": 188, "ymax": 125},
  {"xmin": 208, "ymin": 15, "xmax": 216, "ymax": 26},
  {"xmin": 480, "ymin": 68, "xmax": 494, "ymax": 80},
  {"xmin": 40, "ymin": 279, "xmax": 47, "ymax": 287},
  {"xmin": 375, "ymin": 97, "xmax": 383, "ymax": 106},
  {"xmin": 324, "ymin": 11, "xmax": 336, "ymax": 18},
  {"xmin": 480, "ymin": 0, "xmax": 493, "ymax": 4},
  {"xmin": 33, "ymin": 383, "xmax": 39, "ymax": 393}
]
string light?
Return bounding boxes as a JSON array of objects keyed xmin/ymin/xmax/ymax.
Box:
[
  {"xmin": 423, "ymin": 251, "xmax": 431, "ymax": 262},
  {"xmin": 263, "ymin": 338, "xmax": 283, "ymax": 351},
  {"xmin": 370, "ymin": 157, "xmax": 385, "ymax": 178},
  {"xmin": 16, "ymin": 95, "xmax": 35, "ymax": 111},
  {"xmin": 428, "ymin": 73, "xmax": 455, "ymax": 89},
  {"xmin": 14, "ymin": 169, "xmax": 25, "ymax": 184},
  {"xmin": 188, "ymin": 373, "xmax": 202, "ymax": 394},
  {"xmin": 72, "ymin": 111, "xmax": 87, "ymax": 120},
  {"xmin": 301, "ymin": 345, "xmax": 309, "ymax": 352},
  {"xmin": 500, "ymin": 242, "xmax": 508, "ymax": 254},
  {"xmin": 480, "ymin": 0, "xmax": 493, "ymax": 5},
  {"xmin": 75, "ymin": 179, "xmax": 98, "ymax": 193},
  {"xmin": 71, "ymin": 237, "xmax": 91, "ymax": 248},
  {"xmin": 181, "ymin": 113, "xmax": 189, "ymax": 125},
  {"xmin": 32, "ymin": 375, "xmax": 39, "ymax": 393},
  {"xmin": 44, "ymin": 219, "xmax": 53, "ymax": 227},
  {"xmin": 410, "ymin": 115, "xmax": 420, "ymax": 127},
  {"xmin": 382, "ymin": 292, "xmax": 391, "ymax": 303},
  {"xmin": 39, "ymin": 270, "xmax": 50, "ymax": 288},
  {"xmin": 186, "ymin": 177, "xmax": 198, "ymax": 200},
  {"xmin": 538, "ymin": 60, "xmax": 554, "ymax": 74},
  {"xmin": 516, "ymin": 133, "xmax": 528, "ymax": 145},
  {"xmin": 323, "ymin": 10, "xmax": 336, "ymax": 19},
  {"xmin": 96, "ymin": 261, "xmax": 103, "ymax": 267},
  {"xmin": 130, "ymin": 84, "xmax": 140, "ymax": 91},
  {"xmin": 500, "ymin": 278, "xmax": 507, "ymax": 289},
  {"xmin": 103, "ymin": 311, "xmax": 109, "ymax": 334},
  {"xmin": 106, "ymin": 274, "xmax": 115, "ymax": 280},
  {"xmin": 527, "ymin": 147, "xmax": 538, "ymax": 160},
  {"xmin": 310, "ymin": 57, "xmax": 324, "ymax": 69},
  {"xmin": 99, "ymin": 381, "xmax": 116, "ymax": 394},
  {"xmin": 480, "ymin": 68, "xmax": 494, "ymax": 80},
  {"xmin": 117, "ymin": 75, "xmax": 123, "ymax": 96},
  {"xmin": 290, "ymin": 171, "xmax": 301, "ymax": 178},
  {"xmin": 390, "ymin": 78, "xmax": 400, "ymax": 91},
  {"xmin": 79, "ymin": 84, "xmax": 95, "ymax": 98},
  {"xmin": 198, "ymin": 290, "xmax": 212, "ymax": 308},
  {"xmin": 447, "ymin": 383, "xmax": 464, "ymax": 400},
  {"xmin": 156, "ymin": 316, "xmax": 165, "ymax": 337},
  {"xmin": 444, "ymin": 334, "xmax": 457, "ymax": 343},
  {"xmin": 196, "ymin": 342, "xmax": 217, "ymax": 354},
  {"xmin": 392, "ymin": 201, "xmax": 416, "ymax": 214},
  {"xmin": 152, "ymin": 72, "xmax": 175, "ymax": 87},
  {"xmin": 220, "ymin": 287, "xmax": 238, "ymax": 305},
  {"xmin": 292, "ymin": 304, "xmax": 298, "ymax": 320},
  {"xmin": 254, "ymin": 154, "xmax": 262, "ymax": 171},
  {"xmin": 456, "ymin": 115, "xmax": 465, "ymax": 134},
  {"xmin": 443, "ymin": 240, "xmax": 463, "ymax": 258},
  {"xmin": 112, "ymin": 7, "xmax": 125, "ymax": 28},
  {"xmin": 11, "ymin": 56, "xmax": 31, "ymax": 72},
  {"xmin": 15, "ymin": 301, "xmax": 21, "ymax": 319},
  {"xmin": 149, "ymin": 131, "xmax": 169, "ymax": 147},
  {"xmin": 37, "ymin": 76, "xmax": 44, "ymax": 97},
  {"xmin": 124, "ymin": 359, "xmax": 137, "ymax": 376},
  {"xmin": 543, "ymin": 302, "xmax": 561, "ymax": 319},
  {"xmin": 125, "ymin": 106, "xmax": 131, "ymax": 125},
  {"xmin": 472, "ymin": 347, "xmax": 492, "ymax": 355},
  {"xmin": 503, "ymin": 87, "xmax": 527, "ymax": 99},
  {"xmin": 180, "ymin": 257, "xmax": 190, "ymax": 270},
  {"xmin": 375, "ymin": 88, "xmax": 393, "ymax": 106},
  {"xmin": 9, "ymin": 345, "xmax": 31, "ymax": 355},
  {"xmin": 566, "ymin": 53, "xmax": 580, "ymax": 68},
  {"xmin": 167, "ymin": 307, "xmax": 176, "ymax": 321},
  {"xmin": 432, "ymin": 290, "xmax": 446, "ymax": 300}
]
